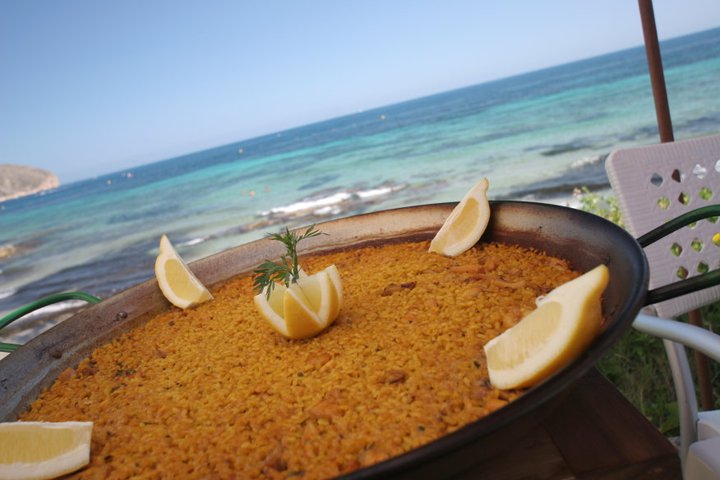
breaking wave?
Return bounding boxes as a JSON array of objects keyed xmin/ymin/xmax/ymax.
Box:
[{"xmin": 258, "ymin": 182, "xmax": 407, "ymax": 222}]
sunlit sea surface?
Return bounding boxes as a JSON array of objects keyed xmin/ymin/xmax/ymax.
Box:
[{"xmin": 2, "ymin": 27, "xmax": 719, "ymax": 343}]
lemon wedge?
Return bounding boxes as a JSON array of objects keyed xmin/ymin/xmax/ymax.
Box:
[
  {"xmin": 429, "ymin": 177, "xmax": 490, "ymax": 257},
  {"xmin": 254, "ymin": 265, "xmax": 342, "ymax": 339},
  {"xmin": 484, "ymin": 264, "xmax": 609, "ymax": 389},
  {"xmin": 0, "ymin": 421, "xmax": 93, "ymax": 480},
  {"xmin": 155, "ymin": 234, "xmax": 213, "ymax": 309},
  {"xmin": 297, "ymin": 264, "xmax": 342, "ymax": 324}
]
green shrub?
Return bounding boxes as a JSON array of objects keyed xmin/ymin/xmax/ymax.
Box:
[{"xmin": 574, "ymin": 186, "xmax": 624, "ymax": 227}]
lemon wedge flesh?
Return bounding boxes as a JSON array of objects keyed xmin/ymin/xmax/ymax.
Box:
[
  {"xmin": 0, "ymin": 421, "xmax": 93, "ymax": 480},
  {"xmin": 155, "ymin": 234, "xmax": 213, "ymax": 309},
  {"xmin": 429, "ymin": 177, "xmax": 490, "ymax": 257},
  {"xmin": 296, "ymin": 265, "xmax": 342, "ymax": 324},
  {"xmin": 254, "ymin": 265, "xmax": 342, "ymax": 339},
  {"xmin": 484, "ymin": 264, "xmax": 609, "ymax": 389}
]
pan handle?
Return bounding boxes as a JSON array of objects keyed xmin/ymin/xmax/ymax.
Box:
[
  {"xmin": 638, "ymin": 205, "xmax": 720, "ymax": 306},
  {"xmin": 0, "ymin": 291, "xmax": 101, "ymax": 353}
]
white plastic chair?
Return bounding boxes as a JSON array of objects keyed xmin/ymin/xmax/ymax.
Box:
[{"xmin": 606, "ymin": 133, "xmax": 720, "ymax": 479}]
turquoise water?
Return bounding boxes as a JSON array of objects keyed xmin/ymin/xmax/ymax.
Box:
[{"xmin": 1, "ymin": 27, "xmax": 719, "ymax": 328}]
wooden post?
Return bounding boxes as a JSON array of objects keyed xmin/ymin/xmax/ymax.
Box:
[
  {"xmin": 638, "ymin": 0, "xmax": 714, "ymax": 411},
  {"xmin": 638, "ymin": 0, "xmax": 674, "ymax": 143}
]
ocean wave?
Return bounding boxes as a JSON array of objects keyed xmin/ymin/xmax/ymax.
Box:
[
  {"xmin": 178, "ymin": 236, "xmax": 211, "ymax": 247},
  {"xmin": 259, "ymin": 183, "xmax": 407, "ymax": 220},
  {"xmin": 355, "ymin": 185, "xmax": 403, "ymax": 199},
  {"xmin": 263, "ymin": 191, "xmax": 355, "ymax": 216},
  {"xmin": 0, "ymin": 287, "xmax": 16, "ymax": 300},
  {"xmin": 570, "ymin": 153, "xmax": 608, "ymax": 169}
]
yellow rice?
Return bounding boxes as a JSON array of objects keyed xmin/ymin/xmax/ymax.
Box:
[{"xmin": 21, "ymin": 240, "xmax": 578, "ymax": 479}]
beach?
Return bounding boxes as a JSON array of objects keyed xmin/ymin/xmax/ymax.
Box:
[{"xmin": 1, "ymin": 27, "xmax": 719, "ymax": 347}]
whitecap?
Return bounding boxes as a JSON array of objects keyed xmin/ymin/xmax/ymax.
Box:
[
  {"xmin": 313, "ymin": 205, "xmax": 342, "ymax": 216},
  {"xmin": 0, "ymin": 288, "xmax": 16, "ymax": 300},
  {"xmin": 570, "ymin": 153, "xmax": 607, "ymax": 169},
  {"xmin": 261, "ymin": 191, "xmax": 353, "ymax": 216},
  {"xmin": 260, "ymin": 183, "xmax": 407, "ymax": 218},
  {"xmin": 355, "ymin": 184, "xmax": 406, "ymax": 198},
  {"xmin": 179, "ymin": 236, "xmax": 210, "ymax": 247}
]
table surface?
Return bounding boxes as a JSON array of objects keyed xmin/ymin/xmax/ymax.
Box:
[{"xmin": 458, "ymin": 368, "xmax": 681, "ymax": 479}]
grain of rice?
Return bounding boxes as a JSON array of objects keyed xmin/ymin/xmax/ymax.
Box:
[{"xmin": 21, "ymin": 240, "xmax": 578, "ymax": 479}]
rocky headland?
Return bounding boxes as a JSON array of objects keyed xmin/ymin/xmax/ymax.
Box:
[{"xmin": 0, "ymin": 164, "xmax": 60, "ymax": 203}]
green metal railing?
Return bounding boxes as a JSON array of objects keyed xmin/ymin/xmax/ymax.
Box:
[{"xmin": 0, "ymin": 292, "xmax": 101, "ymax": 353}]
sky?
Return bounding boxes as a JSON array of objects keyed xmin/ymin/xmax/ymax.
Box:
[{"xmin": 1, "ymin": 1, "xmax": 719, "ymax": 183}]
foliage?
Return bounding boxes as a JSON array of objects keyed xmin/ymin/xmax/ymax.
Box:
[
  {"xmin": 597, "ymin": 327, "xmax": 681, "ymax": 434},
  {"xmin": 253, "ymin": 225, "xmax": 322, "ymax": 299},
  {"xmin": 573, "ymin": 186, "xmax": 624, "ymax": 227}
]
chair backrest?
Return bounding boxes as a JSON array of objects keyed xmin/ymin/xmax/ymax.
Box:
[{"xmin": 605, "ymin": 134, "xmax": 720, "ymax": 318}]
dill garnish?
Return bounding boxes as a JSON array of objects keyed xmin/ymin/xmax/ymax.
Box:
[{"xmin": 253, "ymin": 225, "xmax": 323, "ymax": 299}]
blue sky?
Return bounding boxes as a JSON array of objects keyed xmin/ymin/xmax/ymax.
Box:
[{"xmin": 1, "ymin": 1, "xmax": 719, "ymax": 183}]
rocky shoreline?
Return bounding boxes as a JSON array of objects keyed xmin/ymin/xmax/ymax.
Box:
[{"xmin": 0, "ymin": 164, "xmax": 60, "ymax": 203}]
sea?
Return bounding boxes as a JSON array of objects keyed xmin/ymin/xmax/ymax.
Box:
[{"xmin": 1, "ymin": 27, "xmax": 720, "ymax": 345}]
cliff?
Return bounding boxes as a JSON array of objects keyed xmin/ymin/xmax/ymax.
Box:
[{"xmin": 0, "ymin": 164, "xmax": 60, "ymax": 202}]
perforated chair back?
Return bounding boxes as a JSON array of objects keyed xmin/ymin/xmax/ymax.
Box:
[{"xmin": 605, "ymin": 134, "xmax": 720, "ymax": 318}]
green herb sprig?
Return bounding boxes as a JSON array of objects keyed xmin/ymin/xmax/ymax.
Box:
[{"xmin": 253, "ymin": 225, "xmax": 323, "ymax": 299}]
